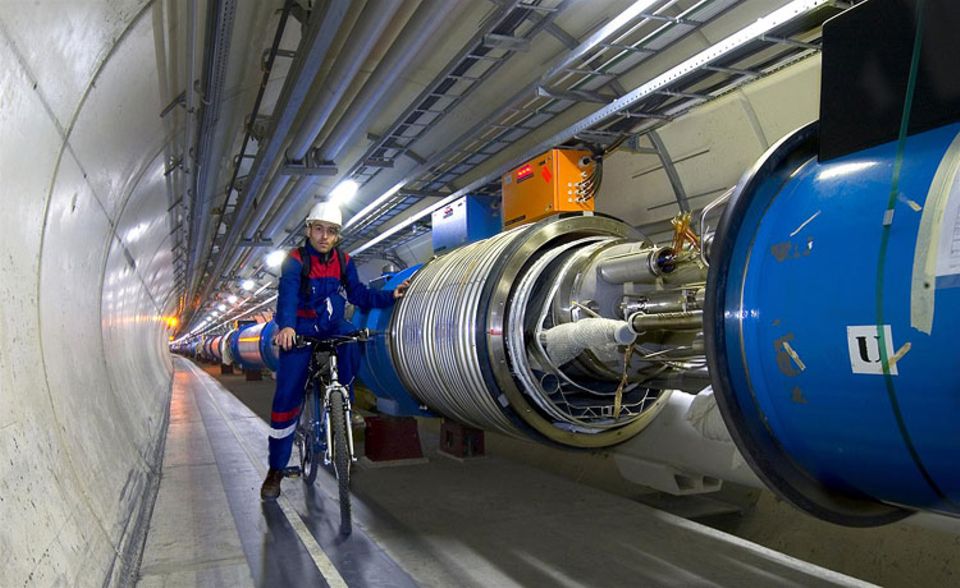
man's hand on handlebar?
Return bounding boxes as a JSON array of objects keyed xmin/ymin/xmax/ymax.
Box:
[
  {"xmin": 393, "ymin": 279, "xmax": 411, "ymax": 300},
  {"xmin": 277, "ymin": 329, "xmax": 372, "ymax": 351},
  {"xmin": 275, "ymin": 327, "xmax": 297, "ymax": 351}
]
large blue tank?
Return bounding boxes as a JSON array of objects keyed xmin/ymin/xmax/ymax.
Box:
[
  {"xmin": 706, "ymin": 121, "xmax": 960, "ymax": 526},
  {"xmin": 352, "ymin": 266, "xmax": 432, "ymax": 417},
  {"xmin": 236, "ymin": 321, "xmax": 280, "ymax": 372}
]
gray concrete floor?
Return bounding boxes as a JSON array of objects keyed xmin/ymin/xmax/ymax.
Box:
[{"xmin": 137, "ymin": 359, "xmax": 959, "ymax": 587}]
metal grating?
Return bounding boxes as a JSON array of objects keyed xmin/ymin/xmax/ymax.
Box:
[
  {"xmin": 345, "ymin": 0, "xmax": 853, "ymax": 260},
  {"xmin": 341, "ymin": 0, "xmax": 740, "ymax": 253}
]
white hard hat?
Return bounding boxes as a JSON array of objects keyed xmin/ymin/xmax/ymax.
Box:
[{"xmin": 305, "ymin": 201, "xmax": 342, "ymax": 227}]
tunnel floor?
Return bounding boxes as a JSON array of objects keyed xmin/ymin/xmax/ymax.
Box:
[{"xmin": 135, "ymin": 358, "xmax": 871, "ymax": 587}]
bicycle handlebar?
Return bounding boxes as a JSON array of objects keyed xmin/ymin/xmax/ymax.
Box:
[{"xmin": 293, "ymin": 329, "xmax": 371, "ymax": 350}]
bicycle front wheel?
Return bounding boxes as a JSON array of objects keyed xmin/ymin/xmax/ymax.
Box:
[
  {"xmin": 329, "ymin": 387, "xmax": 352, "ymax": 534},
  {"xmin": 298, "ymin": 392, "xmax": 321, "ymax": 484}
]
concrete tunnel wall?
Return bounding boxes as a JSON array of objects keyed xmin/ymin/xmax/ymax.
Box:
[{"xmin": 1, "ymin": 3, "xmax": 177, "ymax": 585}]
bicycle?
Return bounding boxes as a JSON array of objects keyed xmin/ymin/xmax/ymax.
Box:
[{"xmin": 289, "ymin": 329, "xmax": 368, "ymax": 535}]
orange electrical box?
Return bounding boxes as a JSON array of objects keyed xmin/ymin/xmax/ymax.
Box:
[{"xmin": 501, "ymin": 148, "xmax": 596, "ymax": 229}]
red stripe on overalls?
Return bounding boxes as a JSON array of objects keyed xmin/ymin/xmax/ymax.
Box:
[{"xmin": 271, "ymin": 406, "xmax": 301, "ymax": 423}]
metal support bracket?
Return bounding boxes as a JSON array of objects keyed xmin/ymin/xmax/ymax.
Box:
[
  {"xmin": 484, "ymin": 33, "xmax": 530, "ymax": 52},
  {"xmin": 281, "ymin": 161, "xmax": 338, "ymax": 176},
  {"xmin": 238, "ymin": 238, "xmax": 275, "ymax": 248},
  {"xmin": 363, "ymin": 159, "xmax": 395, "ymax": 169},
  {"xmin": 538, "ymin": 85, "xmax": 616, "ymax": 104},
  {"xmin": 164, "ymin": 157, "xmax": 184, "ymax": 177},
  {"xmin": 282, "ymin": 147, "xmax": 339, "ymax": 176},
  {"xmin": 544, "ymin": 22, "xmax": 578, "ymax": 49},
  {"xmin": 160, "ymin": 90, "xmax": 186, "ymax": 118}
]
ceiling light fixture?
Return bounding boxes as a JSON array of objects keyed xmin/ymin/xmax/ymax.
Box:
[
  {"xmin": 329, "ymin": 179, "xmax": 359, "ymax": 206},
  {"xmin": 266, "ymin": 250, "xmax": 287, "ymax": 268}
]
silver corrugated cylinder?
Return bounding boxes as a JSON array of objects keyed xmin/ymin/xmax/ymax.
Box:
[
  {"xmin": 388, "ymin": 214, "xmax": 678, "ymax": 447},
  {"xmin": 391, "ymin": 226, "xmax": 528, "ymax": 435}
]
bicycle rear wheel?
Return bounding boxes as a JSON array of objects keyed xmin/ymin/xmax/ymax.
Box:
[
  {"xmin": 329, "ymin": 387, "xmax": 352, "ymax": 534},
  {"xmin": 297, "ymin": 392, "xmax": 321, "ymax": 484}
]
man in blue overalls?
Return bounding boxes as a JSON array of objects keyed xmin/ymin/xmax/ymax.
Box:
[{"xmin": 261, "ymin": 201, "xmax": 409, "ymax": 500}]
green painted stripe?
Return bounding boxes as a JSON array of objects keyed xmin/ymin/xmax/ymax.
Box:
[{"xmin": 874, "ymin": 0, "xmax": 951, "ymax": 505}]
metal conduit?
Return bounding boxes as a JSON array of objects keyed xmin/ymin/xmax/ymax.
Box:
[
  {"xmin": 318, "ymin": 0, "xmax": 462, "ymax": 163},
  {"xmin": 185, "ymin": 0, "xmax": 293, "ymax": 309},
  {"xmin": 246, "ymin": 0, "xmax": 404, "ymax": 242},
  {"xmin": 193, "ymin": 0, "xmax": 350, "ymax": 315},
  {"xmin": 182, "ymin": 0, "xmax": 199, "ymax": 292},
  {"xmin": 260, "ymin": 172, "xmax": 315, "ymax": 240},
  {"xmin": 392, "ymin": 214, "xmax": 676, "ymax": 448},
  {"xmin": 288, "ymin": 0, "xmax": 405, "ymax": 160},
  {"xmin": 392, "ymin": 227, "xmax": 529, "ymax": 436},
  {"xmin": 260, "ymin": 0, "xmax": 462, "ymax": 248},
  {"xmin": 188, "ymin": 0, "xmax": 237, "ymax": 294}
]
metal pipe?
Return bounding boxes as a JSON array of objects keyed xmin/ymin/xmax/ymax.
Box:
[
  {"xmin": 318, "ymin": 0, "xmax": 461, "ymax": 162},
  {"xmin": 263, "ymin": 0, "xmax": 462, "ymax": 247},
  {"xmin": 349, "ymin": 0, "xmax": 829, "ymax": 249},
  {"xmin": 194, "ymin": 0, "xmax": 351, "ymax": 318},
  {"xmin": 188, "ymin": 0, "xmax": 237, "ymax": 295},
  {"xmin": 244, "ymin": 1, "xmax": 404, "ymax": 242},
  {"xmin": 660, "ymin": 262, "xmax": 708, "ymax": 286},
  {"xmin": 597, "ymin": 246, "xmax": 670, "ymax": 284},
  {"xmin": 288, "ymin": 0, "xmax": 404, "ymax": 160},
  {"xmin": 186, "ymin": 0, "xmax": 293, "ymax": 313},
  {"xmin": 630, "ymin": 310, "xmax": 703, "ymax": 332},
  {"xmin": 620, "ymin": 288, "xmax": 703, "ymax": 317},
  {"xmin": 183, "ymin": 0, "xmax": 199, "ymax": 291},
  {"xmin": 261, "ymin": 175, "xmax": 314, "ymax": 240},
  {"xmin": 345, "ymin": 0, "xmax": 659, "ymax": 230}
]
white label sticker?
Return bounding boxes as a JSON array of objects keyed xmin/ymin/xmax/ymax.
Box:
[{"xmin": 846, "ymin": 325, "xmax": 898, "ymax": 375}]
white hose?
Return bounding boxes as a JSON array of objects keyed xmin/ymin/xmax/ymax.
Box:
[{"xmin": 541, "ymin": 318, "xmax": 636, "ymax": 366}]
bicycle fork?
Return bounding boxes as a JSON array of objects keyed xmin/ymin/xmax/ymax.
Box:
[{"xmin": 322, "ymin": 388, "xmax": 358, "ymax": 466}]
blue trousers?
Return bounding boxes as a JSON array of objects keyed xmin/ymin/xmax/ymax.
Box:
[{"xmin": 267, "ymin": 338, "xmax": 359, "ymax": 470}]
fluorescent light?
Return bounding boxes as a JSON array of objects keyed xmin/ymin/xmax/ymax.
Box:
[
  {"xmin": 266, "ymin": 250, "xmax": 287, "ymax": 268},
  {"xmin": 345, "ymin": 182, "xmax": 402, "ymax": 229},
  {"xmin": 227, "ymin": 295, "xmax": 238, "ymax": 304},
  {"xmin": 330, "ymin": 179, "xmax": 359, "ymax": 206},
  {"xmin": 218, "ymin": 304, "xmax": 227, "ymax": 312},
  {"xmin": 242, "ymin": 279, "xmax": 255, "ymax": 291}
]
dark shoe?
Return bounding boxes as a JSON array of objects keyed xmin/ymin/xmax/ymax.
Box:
[{"xmin": 260, "ymin": 468, "xmax": 283, "ymax": 500}]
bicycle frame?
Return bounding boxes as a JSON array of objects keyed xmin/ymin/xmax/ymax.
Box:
[{"xmin": 305, "ymin": 348, "xmax": 358, "ymax": 468}]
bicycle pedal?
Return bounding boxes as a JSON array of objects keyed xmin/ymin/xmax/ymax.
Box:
[{"xmin": 282, "ymin": 467, "xmax": 302, "ymax": 478}]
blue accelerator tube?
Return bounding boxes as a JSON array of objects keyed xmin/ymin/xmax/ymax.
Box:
[
  {"xmin": 228, "ymin": 328, "xmax": 244, "ymax": 369},
  {"xmin": 706, "ymin": 121, "xmax": 960, "ymax": 526},
  {"xmin": 235, "ymin": 321, "xmax": 280, "ymax": 372},
  {"xmin": 220, "ymin": 328, "xmax": 238, "ymax": 367},
  {"xmin": 352, "ymin": 266, "xmax": 432, "ymax": 417}
]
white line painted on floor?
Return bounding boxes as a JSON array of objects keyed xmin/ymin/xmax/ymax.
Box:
[{"xmin": 185, "ymin": 362, "xmax": 348, "ymax": 588}]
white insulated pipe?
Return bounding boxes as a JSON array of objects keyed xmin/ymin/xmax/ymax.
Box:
[
  {"xmin": 245, "ymin": 0, "xmax": 405, "ymax": 242},
  {"xmin": 317, "ymin": 0, "xmax": 461, "ymax": 162},
  {"xmin": 262, "ymin": 0, "xmax": 462, "ymax": 242}
]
